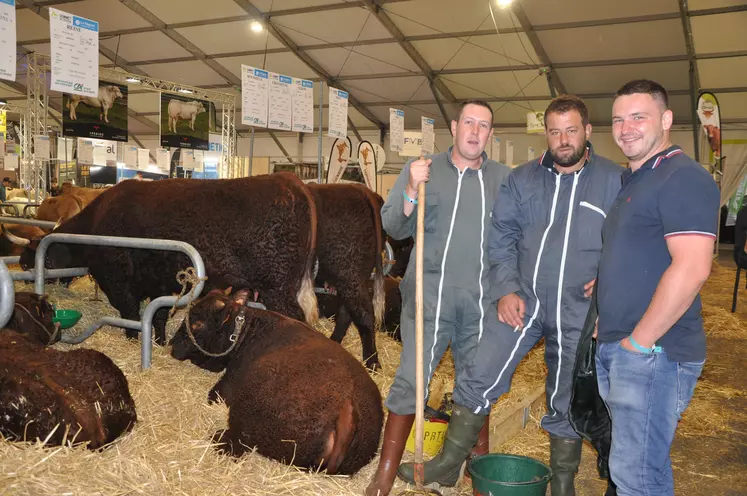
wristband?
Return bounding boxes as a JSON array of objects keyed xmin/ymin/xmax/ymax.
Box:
[
  {"xmin": 403, "ymin": 190, "xmax": 418, "ymax": 204},
  {"xmin": 629, "ymin": 335, "xmax": 662, "ymax": 354}
]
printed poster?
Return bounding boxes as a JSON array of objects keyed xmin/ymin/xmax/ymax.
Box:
[
  {"xmin": 137, "ymin": 148, "xmax": 149, "ymax": 170},
  {"xmin": 34, "ymin": 135, "xmax": 50, "ymax": 160},
  {"xmin": 124, "ymin": 145, "xmax": 138, "ymax": 168},
  {"xmin": 421, "ymin": 116, "xmax": 434, "ymax": 155},
  {"xmin": 241, "ymin": 65, "xmax": 268, "ymax": 128},
  {"xmin": 506, "ymin": 140, "xmax": 514, "ymax": 166},
  {"xmin": 49, "ymin": 8, "xmax": 99, "ymax": 97},
  {"xmin": 491, "ymin": 136, "xmax": 501, "ymax": 162},
  {"xmin": 389, "ymin": 109, "xmax": 404, "ymax": 153},
  {"xmin": 78, "ymin": 138, "xmax": 94, "ymax": 164},
  {"xmin": 62, "ymin": 80, "xmax": 128, "ymax": 142},
  {"xmin": 156, "ymin": 148, "xmax": 170, "ymax": 174},
  {"xmin": 268, "ymin": 72, "xmax": 292, "ymax": 131},
  {"xmin": 291, "ymin": 78, "xmax": 314, "ymax": 133},
  {"xmin": 0, "ymin": 0, "xmax": 16, "ymax": 82},
  {"xmin": 160, "ymin": 93, "xmax": 210, "ymax": 150},
  {"xmin": 328, "ymin": 87, "xmax": 348, "ymax": 139}
]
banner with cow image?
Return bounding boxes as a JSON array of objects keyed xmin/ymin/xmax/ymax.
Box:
[
  {"xmin": 160, "ymin": 93, "xmax": 212, "ymax": 150},
  {"xmin": 62, "ymin": 80, "xmax": 128, "ymax": 142}
]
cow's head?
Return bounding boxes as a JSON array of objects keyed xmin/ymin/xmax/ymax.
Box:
[
  {"xmin": 170, "ymin": 288, "xmax": 253, "ymax": 371},
  {"xmin": 19, "ymin": 235, "xmax": 74, "ymax": 272},
  {"xmin": 107, "ymin": 86, "xmax": 123, "ymax": 99},
  {"xmin": 196, "ymin": 102, "xmax": 206, "ymax": 114},
  {"xmin": 9, "ymin": 292, "xmax": 59, "ymax": 345}
]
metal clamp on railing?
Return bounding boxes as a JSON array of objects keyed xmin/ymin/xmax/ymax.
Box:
[{"xmin": 30, "ymin": 233, "xmax": 206, "ymax": 369}]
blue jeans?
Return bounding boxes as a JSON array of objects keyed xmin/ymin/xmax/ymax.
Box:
[{"xmin": 595, "ymin": 341, "xmax": 704, "ymax": 496}]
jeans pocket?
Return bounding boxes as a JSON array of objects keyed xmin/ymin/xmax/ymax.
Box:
[
  {"xmin": 616, "ymin": 340, "xmax": 655, "ymax": 358},
  {"xmin": 676, "ymin": 360, "xmax": 704, "ymax": 417}
]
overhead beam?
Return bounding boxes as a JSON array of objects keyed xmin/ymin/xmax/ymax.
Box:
[
  {"xmin": 429, "ymin": 81, "xmax": 452, "ymax": 133},
  {"xmin": 268, "ymin": 132, "xmax": 294, "ymax": 162},
  {"xmin": 232, "ymin": 0, "xmax": 385, "ymax": 128},
  {"xmin": 678, "ymin": 0, "xmax": 701, "ymax": 161},
  {"xmin": 348, "ymin": 117, "xmax": 363, "ymax": 142},
  {"xmin": 509, "ymin": 2, "xmax": 567, "ymax": 95},
  {"xmin": 362, "ymin": 0, "xmax": 457, "ymax": 106}
]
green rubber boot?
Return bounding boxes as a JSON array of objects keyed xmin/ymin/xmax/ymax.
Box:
[
  {"xmin": 397, "ymin": 404, "xmax": 487, "ymax": 487},
  {"xmin": 550, "ymin": 437, "xmax": 583, "ymax": 496}
]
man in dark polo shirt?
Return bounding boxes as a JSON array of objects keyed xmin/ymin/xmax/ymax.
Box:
[{"xmin": 596, "ymin": 79, "xmax": 720, "ymax": 495}]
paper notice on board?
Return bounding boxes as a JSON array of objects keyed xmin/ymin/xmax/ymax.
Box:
[
  {"xmin": 0, "ymin": 0, "xmax": 16, "ymax": 82},
  {"xmin": 328, "ymin": 87, "xmax": 348, "ymax": 139},
  {"xmin": 421, "ymin": 117, "xmax": 434, "ymax": 155},
  {"xmin": 527, "ymin": 146, "xmax": 535, "ymax": 161},
  {"xmin": 268, "ymin": 72, "xmax": 292, "ymax": 131},
  {"xmin": 193, "ymin": 150, "xmax": 204, "ymax": 172},
  {"xmin": 4, "ymin": 153, "xmax": 17, "ymax": 170},
  {"xmin": 181, "ymin": 149, "xmax": 195, "ymax": 170},
  {"xmin": 241, "ymin": 65, "xmax": 268, "ymax": 128},
  {"xmin": 491, "ymin": 136, "xmax": 501, "ymax": 162},
  {"xmin": 34, "ymin": 135, "xmax": 50, "ymax": 160},
  {"xmin": 124, "ymin": 145, "xmax": 138, "ymax": 168},
  {"xmin": 156, "ymin": 148, "xmax": 170, "ymax": 174},
  {"xmin": 389, "ymin": 109, "xmax": 404, "ymax": 152},
  {"xmin": 292, "ymin": 79, "xmax": 314, "ymax": 133},
  {"xmin": 137, "ymin": 148, "xmax": 149, "ymax": 170},
  {"xmin": 49, "ymin": 8, "xmax": 99, "ymax": 97},
  {"xmin": 57, "ymin": 137, "xmax": 74, "ymax": 162},
  {"xmin": 506, "ymin": 140, "xmax": 514, "ymax": 167},
  {"xmin": 78, "ymin": 139, "xmax": 94, "ymax": 164}
]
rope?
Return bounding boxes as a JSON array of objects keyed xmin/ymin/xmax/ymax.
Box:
[
  {"xmin": 170, "ymin": 268, "xmax": 242, "ymax": 359},
  {"xmin": 13, "ymin": 302, "xmax": 60, "ymax": 346}
]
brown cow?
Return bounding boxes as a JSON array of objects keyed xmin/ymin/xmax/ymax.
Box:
[
  {"xmin": 0, "ymin": 329, "xmax": 137, "ymax": 449},
  {"xmin": 4, "ymin": 292, "xmax": 59, "ymax": 345},
  {"xmin": 60, "ymin": 182, "xmax": 106, "ymax": 205},
  {"xmin": 170, "ymin": 289, "xmax": 383, "ymax": 475},
  {"xmin": 35, "ymin": 194, "xmax": 85, "ymax": 223},
  {"xmin": 0, "ymin": 224, "xmax": 47, "ymax": 256}
]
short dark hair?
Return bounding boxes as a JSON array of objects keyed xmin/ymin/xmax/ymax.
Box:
[
  {"xmin": 455, "ymin": 99, "xmax": 494, "ymax": 124},
  {"xmin": 614, "ymin": 79, "xmax": 669, "ymax": 109},
  {"xmin": 1, "ymin": 177, "xmax": 9, "ymax": 183},
  {"xmin": 544, "ymin": 95, "xmax": 590, "ymax": 127}
]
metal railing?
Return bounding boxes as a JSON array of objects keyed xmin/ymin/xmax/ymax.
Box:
[{"xmin": 0, "ymin": 232, "xmax": 206, "ymax": 370}]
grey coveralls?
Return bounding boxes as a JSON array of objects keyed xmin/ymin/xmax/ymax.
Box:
[
  {"xmin": 382, "ymin": 147, "xmax": 510, "ymax": 415},
  {"xmin": 453, "ymin": 145, "xmax": 623, "ymax": 438}
]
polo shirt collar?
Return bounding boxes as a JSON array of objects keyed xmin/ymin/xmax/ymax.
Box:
[
  {"xmin": 446, "ymin": 146, "xmax": 489, "ymax": 171},
  {"xmin": 539, "ymin": 142, "xmax": 595, "ymax": 174},
  {"xmin": 624, "ymin": 145, "xmax": 684, "ymax": 181}
]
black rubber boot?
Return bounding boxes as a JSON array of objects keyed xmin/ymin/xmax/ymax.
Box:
[
  {"xmin": 397, "ymin": 404, "xmax": 486, "ymax": 487},
  {"xmin": 550, "ymin": 437, "xmax": 583, "ymax": 496}
]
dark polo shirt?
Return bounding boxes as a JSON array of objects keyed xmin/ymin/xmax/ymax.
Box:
[{"xmin": 597, "ymin": 145, "xmax": 720, "ymax": 362}]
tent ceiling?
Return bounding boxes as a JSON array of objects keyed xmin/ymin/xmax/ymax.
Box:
[{"xmin": 10, "ymin": 0, "xmax": 747, "ymax": 142}]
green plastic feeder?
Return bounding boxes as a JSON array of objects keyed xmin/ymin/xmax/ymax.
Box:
[
  {"xmin": 53, "ymin": 309, "xmax": 82, "ymax": 329},
  {"xmin": 468, "ymin": 454, "xmax": 552, "ymax": 496}
]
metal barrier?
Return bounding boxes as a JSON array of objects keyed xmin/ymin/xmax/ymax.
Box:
[
  {"xmin": 0, "ymin": 204, "xmax": 20, "ymax": 216},
  {"xmin": 0, "ymin": 217, "xmax": 58, "ymax": 230},
  {"xmin": 0, "ymin": 261, "xmax": 14, "ymax": 328},
  {"xmin": 23, "ymin": 203, "xmax": 42, "ymax": 218},
  {"xmin": 26, "ymin": 233, "xmax": 207, "ymax": 369}
]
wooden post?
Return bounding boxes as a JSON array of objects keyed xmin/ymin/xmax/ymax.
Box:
[{"xmin": 414, "ymin": 176, "xmax": 426, "ymax": 488}]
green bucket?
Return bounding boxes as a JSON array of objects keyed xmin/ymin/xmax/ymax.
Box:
[
  {"xmin": 468, "ymin": 454, "xmax": 552, "ymax": 496},
  {"xmin": 53, "ymin": 309, "xmax": 82, "ymax": 329}
]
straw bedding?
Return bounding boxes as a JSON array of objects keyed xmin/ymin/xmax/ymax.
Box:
[{"xmin": 1, "ymin": 260, "xmax": 744, "ymax": 495}]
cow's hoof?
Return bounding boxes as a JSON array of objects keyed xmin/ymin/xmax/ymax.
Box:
[
  {"xmin": 124, "ymin": 329, "xmax": 139, "ymax": 341},
  {"xmin": 364, "ymin": 357, "xmax": 381, "ymax": 372}
]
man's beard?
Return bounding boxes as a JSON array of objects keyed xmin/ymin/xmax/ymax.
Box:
[{"xmin": 550, "ymin": 141, "xmax": 587, "ymax": 167}]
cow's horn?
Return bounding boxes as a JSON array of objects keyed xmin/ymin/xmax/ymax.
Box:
[{"xmin": 1, "ymin": 224, "xmax": 30, "ymax": 246}]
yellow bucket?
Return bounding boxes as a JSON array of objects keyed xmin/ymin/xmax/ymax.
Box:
[{"xmin": 405, "ymin": 416, "xmax": 449, "ymax": 457}]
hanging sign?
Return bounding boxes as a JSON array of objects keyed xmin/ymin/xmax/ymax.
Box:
[
  {"xmin": 241, "ymin": 65, "xmax": 268, "ymax": 128},
  {"xmin": 49, "ymin": 8, "xmax": 99, "ymax": 97},
  {"xmin": 137, "ymin": 148, "xmax": 149, "ymax": 170},
  {"xmin": 389, "ymin": 108, "xmax": 404, "ymax": 152},
  {"xmin": 193, "ymin": 150, "xmax": 204, "ymax": 173},
  {"xmin": 291, "ymin": 78, "xmax": 314, "ymax": 133},
  {"xmin": 326, "ymin": 136, "xmax": 351, "ymax": 184},
  {"xmin": 34, "ymin": 135, "xmax": 50, "ymax": 160},
  {"xmin": 0, "ymin": 0, "xmax": 16, "ymax": 82},
  {"xmin": 506, "ymin": 140, "xmax": 514, "ymax": 166},
  {"xmin": 421, "ymin": 117, "xmax": 434, "ymax": 155},
  {"xmin": 156, "ymin": 148, "xmax": 170, "ymax": 174},
  {"xmin": 78, "ymin": 138, "xmax": 94, "ymax": 164},
  {"xmin": 526, "ymin": 111, "xmax": 545, "ymax": 134},
  {"xmin": 124, "ymin": 145, "xmax": 138, "ymax": 168},
  {"xmin": 400, "ymin": 131, "xmax": 423, "ymax": 158},
  {"xmin": 697, "ymin": 92, "xmax": 721, "ymax": 160},
  {"xmin": 491, "ymin": 136, "xmax": 501, "ymax": 162},
  {"xmin": 328, "ymin": 87, "xmax": 348, "ymax": 139},
  {"xmin": 527, "ymin": 146, "xmax": 535, "ymax": 161},
  {"xmin": 268, "ymin": 72, "xmax": 292, "ymax": 131},
  {"xmin": 181, "ymin": 149, "xmax": 195, "ymax": 170}
]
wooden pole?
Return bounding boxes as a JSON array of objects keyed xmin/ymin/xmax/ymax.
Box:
[{"xmin": 413, "ymin": 175, "xmax": 426, "ymax": 488}]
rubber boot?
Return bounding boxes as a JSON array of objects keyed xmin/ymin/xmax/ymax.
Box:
[
  {"xmin": 463, "ymin": 414, "xmax": 490, "ymax": 483},
  {"xmin": 397, "ymin": 404, "xmax": 487, "ymax": 487},
  {"xmin": 550, "ymin": 437, "xmax": 583, "ymax": 496},
  {"xmin": 364, "ymin": 412, "xmax": 415, "ymax": 496}
]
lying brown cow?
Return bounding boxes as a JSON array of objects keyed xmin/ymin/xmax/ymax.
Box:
[
  {"xmin": 170, "ymin": 288, "xmax": 383, "ymax": 475},
  {"xmin": 0, "ymin": 329, "xmax": 137, "ymax": 449},
  {"xmin": 0, "ymin": 224, "xmax": 47, "ymax": 256},
  {"xmin": 4, "ymin": 292, "xmax": 59, "ymax": 345}
]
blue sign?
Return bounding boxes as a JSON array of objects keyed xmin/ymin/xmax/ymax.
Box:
[
  {"xmin": 396, "ymin": 110, "xmax": 404, "ymax": 117},
  {"xmin": 72, "ymin": 16, "xmax": 98, "ymax": 32},
  {"xmin": 301, "ymin": 80, "xmax": 313, "ymax": 89},
  {"xmin": 0, "ymin": 0, "xmax": 15, "ymax": 7},
  {"xmin": 253, "ymin": 68, "xmax": 268, "ymax": 79},
  {"xmin": 337, "ymin": 90, "xmax": 348, "ymax": 99},
  {"xmin": 279, "ymin": 75, "xmax": 292, "ymax": 84}
]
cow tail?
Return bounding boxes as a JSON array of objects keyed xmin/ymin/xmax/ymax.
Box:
[
  {"xmin": 366, "ymin": 189, "xmax": 385, "ymax": 331},
  {"xmin": 297, "ymin": 182, "xmax": 319, "ymax": 326}
]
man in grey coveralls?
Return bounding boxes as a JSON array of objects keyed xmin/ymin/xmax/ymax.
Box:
[
  {"xmin": 364, "ymin": 100, "xmax": 510, "ymax": 496},
  {"xmin": 398, "ymin": 95, "xmax": 625, "ymax": 495}
]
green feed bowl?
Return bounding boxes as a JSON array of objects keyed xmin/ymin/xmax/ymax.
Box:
[
  {"xmin": 468, "ymin": 454, "xmax": 552, "ymax": 496},
  {"xmin": 53, "ymin": 309, "xmax": 82, "ymax": 329}
]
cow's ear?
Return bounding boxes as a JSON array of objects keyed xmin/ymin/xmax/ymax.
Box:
[
  {"xmin": 213, "ymin": 299, "xmax": 226, "ymax": 310},
  {"xmin": 233, "ymin": 289, "xmax": 251, "ymax": 306},
  {"xmin": 224, "ymin": 286, "xmax": 233, "ymax": 296}
]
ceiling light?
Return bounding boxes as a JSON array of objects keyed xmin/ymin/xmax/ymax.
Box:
[
  {"xmin": 0, "ymin": 99, "xmax": 6, "ymax": 106},
  {"xmin": 250, "ymin": 20, "xmax": 263, "ymax": 33},
  {"xmin": 125, "ymin": 77, "xmax": 140, "ymax": 83},
  {"xmin": 497, "ymin": 0, "xmax": 513, "ymax": 8},
  {"xmin": 178, "ymin": 88, "xmax": 193, "ymax": 94}
]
